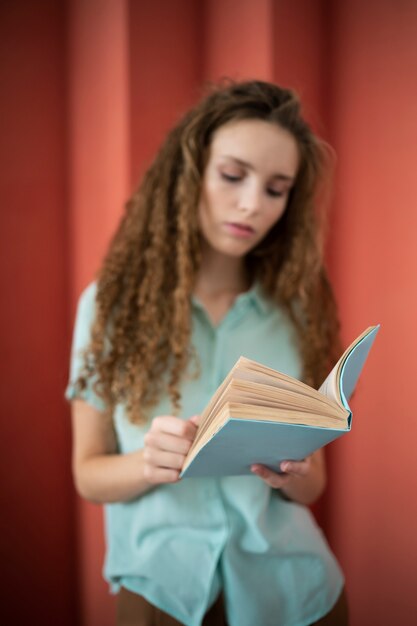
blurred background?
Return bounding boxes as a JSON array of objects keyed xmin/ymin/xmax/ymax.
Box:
[{"xmin": 1, "ymin": 1, "xmax": 416, "ymax": 625}]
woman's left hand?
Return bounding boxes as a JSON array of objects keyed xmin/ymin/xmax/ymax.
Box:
[
  {"xmin": 251, "ymin": 449, "xmax": 326, "ymax": 505},
  {"xmin": 251, "ymin": 457, "xmax": 312, "ymax": 489}
]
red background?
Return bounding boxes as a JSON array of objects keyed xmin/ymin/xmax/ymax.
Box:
[{"xmin": 1, "ymin": 1, "xmax": 416, "ymax": 625}]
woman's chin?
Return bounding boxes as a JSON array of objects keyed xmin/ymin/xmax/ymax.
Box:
[
  {"xmin": 213, "ymin": 240, "xmax": 254, "ymax": 258},
  {"xmin": 200, "ymin": 232, "xmax": 260, "ymax": 260}
]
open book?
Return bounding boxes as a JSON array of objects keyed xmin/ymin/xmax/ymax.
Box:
[{"xmin": 180, "ymin": 325, "xmax": 380, "ymax": 478}]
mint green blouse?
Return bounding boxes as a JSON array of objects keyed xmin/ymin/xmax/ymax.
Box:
[{"xmin": 66, "ymin": 282, "xmax": 344, "ymax": 626}]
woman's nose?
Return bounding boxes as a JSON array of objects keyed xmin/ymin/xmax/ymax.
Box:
[{"xmin": 237, "ymin": 181, "xmax": 262, "ymax": 214}]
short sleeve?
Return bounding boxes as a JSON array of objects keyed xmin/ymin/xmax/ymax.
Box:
[{"xmin": 65, "ymin": 282, "xmax": 107, "ymax": 412}]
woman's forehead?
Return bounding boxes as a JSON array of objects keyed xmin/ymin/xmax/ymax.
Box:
[{"xmin": 208, "ymin": 119, "xmax": 299, "ymax": 177}]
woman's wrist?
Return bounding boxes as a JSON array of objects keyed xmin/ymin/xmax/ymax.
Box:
[{"xmin": 75, "ymin": 448, "xmax": 154, "ymax": 504}]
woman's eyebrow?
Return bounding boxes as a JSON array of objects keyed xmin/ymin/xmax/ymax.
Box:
[{"xmin": 221, "ymin": 155, "xmax": 295, "ymax": 182}]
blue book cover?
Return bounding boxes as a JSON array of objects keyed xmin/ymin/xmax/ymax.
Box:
[{"xmin": 181, "ymin": 326, "xmax": 380, "ymax": 478}]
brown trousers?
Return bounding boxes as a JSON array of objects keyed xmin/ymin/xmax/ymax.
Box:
[{"xmin": 116, "ymin": 587, "xmax": 349, "ymax": 626}]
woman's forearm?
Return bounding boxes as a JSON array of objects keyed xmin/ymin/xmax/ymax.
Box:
[
  {"xmin": 74, "ymin": 449, "xmax": 153, "ymax": 504},
  {"xmin": 72, "ymin": 403, "xmax": 197, "ymax": 504}
]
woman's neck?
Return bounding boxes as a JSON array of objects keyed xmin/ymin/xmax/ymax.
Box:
[{"xmin": 194, "ymin": 242, "xmax": 250, "ymax": 298}]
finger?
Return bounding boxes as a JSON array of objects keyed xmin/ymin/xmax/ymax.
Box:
[
  {"xmin": 144, "ymin": 431, "xmax": 193, "ymax": 455},
  {"xmin": 143, "ymin": 465, "xmax": 180, "ymax": 485},
  {"xmin": 188, "ymin": 414, "xmax": 201, "ymax": 426},
  {"xmin": 251, "ymin": 464, "xmax": 291, "ymax": 489},
  {"xmin": 280, "ymin": 459, "xmax": 310, "ymax": 476},
  {"xmin": 143, "ymin": 447, "xmax": 186, "ymax": 471},
  {"xmin": 151, "ymin": 416, "xmax": 197, "ymax": 440}
]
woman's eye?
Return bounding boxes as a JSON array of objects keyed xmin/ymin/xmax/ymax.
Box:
[
  {"xmin": 267, "ymin": 188, "xmax": 285, "ymax": 198},
  {"xmin": 221, "ymin": 172, "xmax": 242, "ymax": 183}
]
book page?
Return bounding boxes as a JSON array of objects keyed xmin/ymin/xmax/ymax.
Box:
[
  {"xmin": 318, "ymin": 362, "xmax": 340, "ymax": 403},
  {"xmin": 318, "ymin": 325, "xmax": 380, "ymax": 407},
  {"xmin": 227, "ymin": 379, "xmax": 346, "ymax": 417},
  {"xmin": 237, "ymin": 359, "xmax": 321, "ymax": 398},
  {"xmin": 226, "ymin": 403, "xmax": 346, "ymax": 427}
]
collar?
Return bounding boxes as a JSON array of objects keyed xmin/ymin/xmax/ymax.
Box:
[{"xmin": 191, "ymin": 282, "xmax": 272, "ymax": 317}]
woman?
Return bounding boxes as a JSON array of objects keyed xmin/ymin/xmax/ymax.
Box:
[{"xmin": 67, "ymin": 80, "xmax": 348, "ymax": 625}]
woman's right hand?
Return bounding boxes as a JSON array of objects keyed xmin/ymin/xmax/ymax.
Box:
[
  {"xmin": 143, "ymin": 415, "xmax": 200, "ymax": 485},
  {"xmin": 71, "ymin": 400, "xmax": 200, "ymax": 503}
]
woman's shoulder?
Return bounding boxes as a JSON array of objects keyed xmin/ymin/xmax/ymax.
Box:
[
  {"xmin": 77, "ymin": 281, "xmax": 97, "ymax": 309},
  {"xmin": 79, "ymin": 280, "xmax": 97, "ymax": 303},
  {"xmin": 73, "ymin": 281, "xmax": 98, "ymax": 327}
]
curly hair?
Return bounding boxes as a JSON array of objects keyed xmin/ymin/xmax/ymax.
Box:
[{"xmin": 75, "ymin": 79, "xmax": 341, "ymax": 423}]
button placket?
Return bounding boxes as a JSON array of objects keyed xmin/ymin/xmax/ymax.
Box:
[
  {"xmin": 210, "ymin": 324, "xmax": 224, "ymax": 391},
  {"xmin": 211, "ymin": 299, "xmax": 252, "ymax": 387}
]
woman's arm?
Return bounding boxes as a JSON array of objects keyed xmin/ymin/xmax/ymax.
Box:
[
  {"xmin": 251, "ymin": 448, "xmax": 327, "ymax": 506},
  {"xmin": 71, "ymin": 399, "xmax": 198, "ymax": 504}
]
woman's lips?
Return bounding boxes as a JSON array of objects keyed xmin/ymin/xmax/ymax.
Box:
[{"xmin": 223, "ymin": 222, "xmax": 255, "ymax": 238}]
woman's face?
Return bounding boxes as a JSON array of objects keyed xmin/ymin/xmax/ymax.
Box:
[{"xmin": 198, "ymin": 118, "xmax": 299, "ymax": 259}]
